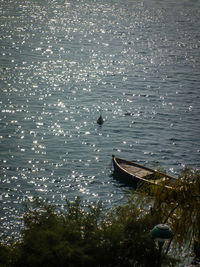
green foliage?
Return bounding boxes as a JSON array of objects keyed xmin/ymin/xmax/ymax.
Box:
[
  {"xmin": 3, "ymin": 167, "xmax": 198, "ymax": 266},
  {"xmin": 0, "ymin": 243, "xmax": 12, "ymax": 267},
  {"xmin": 0, "ymin": 196, "xmax": 175, "ymax": 267},
  {"xmin": 136, "ymin": 167, "xmax": 200, "ymax": 262},
  {"xmin": 110, "ymin": 198, "xmax": 158, "ymax": 266}
]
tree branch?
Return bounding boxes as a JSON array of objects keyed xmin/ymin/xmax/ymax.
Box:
[{"xmin": 163, "ymin": 203, "xmax": 179, "ymax": 224}]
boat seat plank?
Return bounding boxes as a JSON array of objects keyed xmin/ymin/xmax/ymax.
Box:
[
  {"xmin": 120, "ymin": 163, "xmax": 153, "ymax": 178},
  {"xmin": 134, "ymin": 169, "xmax": 153, "ymax": 178}
]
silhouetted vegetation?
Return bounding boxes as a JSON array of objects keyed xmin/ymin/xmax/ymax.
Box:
[
  {"xmin": 136, "ymin": 167, "xmax": 200, "ymax": 264},
  {"xmin": 0, "ymin": 196, "xmax": 176, "ymax": 267},
  {"xmin": 1, "ymin": 167, "xmax": 199, "ymax": 266}
]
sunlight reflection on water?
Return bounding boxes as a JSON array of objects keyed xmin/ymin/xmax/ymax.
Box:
[{"xmin": 0, "ymin": 0, "xmax": 200, "ymax": 242}]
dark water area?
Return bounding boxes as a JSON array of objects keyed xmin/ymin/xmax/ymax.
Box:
[{"xmin": 0, "ymin": 0, "xmax": 200, "ymax": 244}]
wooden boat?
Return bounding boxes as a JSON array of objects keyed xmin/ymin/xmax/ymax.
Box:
[{"xmin": 112, "ymin": 155, "xmax": 176, "ymax": 188}]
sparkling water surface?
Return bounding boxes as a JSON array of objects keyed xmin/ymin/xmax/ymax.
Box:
[{"xmin": 0, "ymin": 0, "xmax": 200, "ymax": 238}]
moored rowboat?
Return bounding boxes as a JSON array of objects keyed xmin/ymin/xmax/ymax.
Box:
[{"xmin": 112, "ymin": 155, "xmax": 176, "ymax": 188}]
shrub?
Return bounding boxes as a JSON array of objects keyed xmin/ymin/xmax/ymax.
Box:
[
  {"xmin": 0, "ymin": 196, "xmax": 175, "ymax": 267},
  {"xmin": 135, "ymin": 167, "xmax": 200, "ymax": 264}
]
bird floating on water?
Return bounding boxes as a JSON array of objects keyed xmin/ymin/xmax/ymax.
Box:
[{"xmin": 97, "ymin": 115, "xmax": 104, "ymax": 125}]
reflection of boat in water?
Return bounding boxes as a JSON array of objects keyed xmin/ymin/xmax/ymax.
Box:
[{"xmin": 112, "ymin": 155, "xmax": 176, "ymax": 188}]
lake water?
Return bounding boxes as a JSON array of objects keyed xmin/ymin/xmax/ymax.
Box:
[{"xmin": 0, "ymin": 0, "xmax": 200, "ymax": 239}]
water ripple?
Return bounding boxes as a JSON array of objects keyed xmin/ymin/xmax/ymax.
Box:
[{"xmin": 0, "ymin": 0, "xmax": 200, "ymax": 239}]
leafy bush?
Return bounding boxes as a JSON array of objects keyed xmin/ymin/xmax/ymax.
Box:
[
  {"xmin": 136, "ymin": 167, "xmax": 200, "ymax": 263},
  {"xmin": 0, "ymin": 196, "xmax": 175, "ymax": 267}
]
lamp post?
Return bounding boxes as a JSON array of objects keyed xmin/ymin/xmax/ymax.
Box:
[{"xmin": 152, "ymin": 224, "xmax": 173, "ymax": 267}]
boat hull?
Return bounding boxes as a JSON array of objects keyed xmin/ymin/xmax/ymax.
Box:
[
  {"xmin": 112, "ymin": 156, "xmax": 139, "ymax": 186},
  {"xmin": 112, "ymin": 155, "xmax": 176, "ymax": 188}
]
